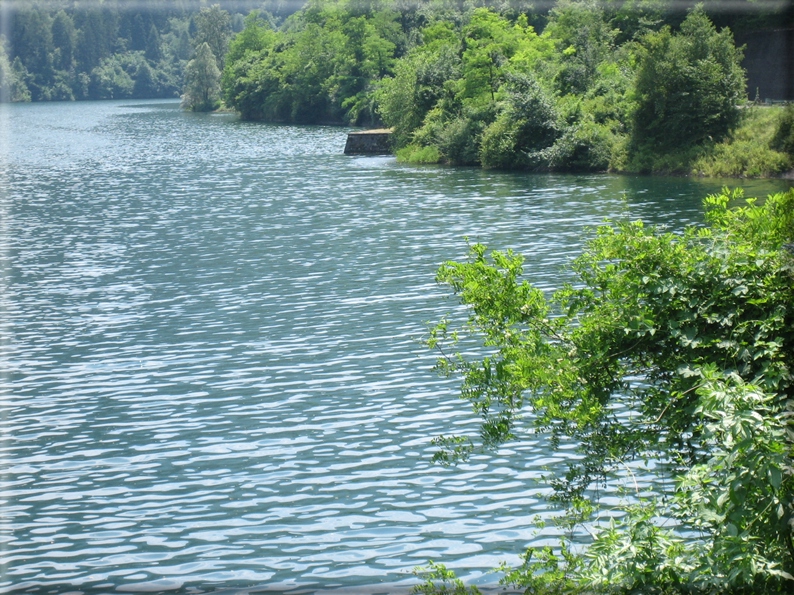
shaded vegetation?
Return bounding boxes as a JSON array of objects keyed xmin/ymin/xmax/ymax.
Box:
[{"xmin": 0, "ymin": 0, "xmax": 297, "ymax": 102}]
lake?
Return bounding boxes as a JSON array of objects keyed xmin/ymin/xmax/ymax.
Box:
[{"xmin": 0, "ymin": 99, "xmax": 790, "ymax": 594}]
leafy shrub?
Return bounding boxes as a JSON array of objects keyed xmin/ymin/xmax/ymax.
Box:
[
  {"xmin": 182, "ymin": 42, "xmax": 221, "ymax": 111},
  {"xmin": 692, "ymin": 139, "xmax": 791, "ymax": 178},
  {"xmin": 479, "ymin": 75, "xmax": 559, "ymax": 170},
  {"xmin": 771, "ymin": 103, "xmax": 794, "ymax": 156},
  {"xmin": 411, "ymin": 561, "xmax": 481, "ymax": 595},
  {"xmin": 684, "ymin": 106, "xmax": 792, "ymax": 177},
  {"xmin": 376, "ymin": 41, "xmax": 461, "ymax": 147},
  {"xmin": 396, "ymin": 144, "xmax": 441, "ymax": 164},
  {"xmin": 413, "ymin": 104, "xmax": 496, "ymax": 166},
  {"xmin": 545, "ymin": 0, "xmax": 617, "ymax": 96},
  {"xmin": 630, "ymin": 7, "xmax": 745, "ymax": 155},
  {"xmin": 428, "ymin": 189, "xmax": 794, "ymax": 592},
  {"xmin": 436, "ymin": 113, "xmax": 488, "ymax": 165},
  {"xmin": 90, "ymin": 54, "xmax": 135, "ymax": 99},
  {"xmin": 546, "ymin": 118, "xmax": 614, "ymax": 171}
]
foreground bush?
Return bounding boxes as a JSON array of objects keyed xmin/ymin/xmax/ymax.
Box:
[{"xmin": 425, "ymin": 189, "xmax": 794, "ymax": 592}]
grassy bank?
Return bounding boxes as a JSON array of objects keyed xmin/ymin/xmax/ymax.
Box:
[
  {"xmin": 399, "ymin": 104, "xmax": 794, "ymax": 180},
  {"xmin": 647, "ymin": 104, "xmax": 793, "ymax": 178}
]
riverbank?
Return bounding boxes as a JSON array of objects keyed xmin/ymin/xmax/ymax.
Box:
[
  {"xmin": 345, "ymin": 104, "xmax": 794, "ymax": 180},
  {"xmin": 650, "ymin": 104, "xmax": 793, "ymax": 178},
  {"xmin": 394, "ymin": 104, "xmax": 794, "ymax": 180}
]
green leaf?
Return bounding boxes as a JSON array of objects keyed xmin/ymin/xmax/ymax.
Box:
[{"xmin": 769, "ymin": 467, "xmax": 782, "ymax": 490}]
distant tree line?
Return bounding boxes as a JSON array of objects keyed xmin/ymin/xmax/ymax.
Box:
[{"xmin": 0, "ymin": 0, "xmax": 299, "ymax": 103}]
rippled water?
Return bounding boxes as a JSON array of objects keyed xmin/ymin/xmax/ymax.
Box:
[{"xmin": 1, "ymin": 100, "xmax": 791, "ymax": 594}]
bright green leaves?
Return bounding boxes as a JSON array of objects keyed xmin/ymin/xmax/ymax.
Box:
[
  {"xmin": 224, "ymin": 11, "xmax": 276, "ymax": 66},
  {"xmin": 435, "ymin": 243, "xmax": 552, "ymax": 344},
  {"xmin": 222, "ymin": 0, "xmax": 400, "ymax": 124},
  {"xmin": 411, "ymin": 561, "xmax": 482, "ymax": 595},
  {"xmin": 479, "ymin": 73, "xmax": 560, "ymax": 170},
  {"xmin": 379, "ymin": 2, "xmax": 755, "ymax": 174},
  {"xmin": 772, "ymin": 103, "xmax": 794, "ymax": 156},
  {"xmin": 544, "ymin": 0, "xmax": 618, "ymax": 96},
  {"xmin": 381, "ymin": 7, "xmax": 557, "ymax": 167},
  {"xmin": 671, "ymin": 369, "xmax": 794, "ymax": 586},
  {"xmin": 458, "ymin": 8, "xmax": 533, "ymax": 104},
  {"xmin": 192, "ymin": 4, "xmax": 232, "ymax": 71},
  {"xmin": 429, "ymin": 189, "xmax": 794, "ymax": 590},
  {"xmin": 427, "ymin": 242, "xmax": 578, "ymax": 466},
  {"xmin": 705, "ymin": 187, "xmax": 794, "ymax": 250}
]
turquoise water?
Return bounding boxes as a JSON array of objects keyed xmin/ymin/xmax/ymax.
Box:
[{"xmin": 1, "ymin": 99, "xmax": 790, "ymax": 594}]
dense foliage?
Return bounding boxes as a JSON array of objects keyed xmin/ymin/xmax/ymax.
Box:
[
  {"xmin": 772, "ymin": 104, "xmax": 794, "ymax": 157},
  {"xmin": 629, "ymin": 8, "xmax": 746, "ymax": 162},
  {"xmin": 378, "ymin": 1, "xmax": 772, "ymax": 174},
  {"xmin": 221, "ymin": 0, "xmax": 404, "ymax": 124},
  {"xmin": 0, "ymin": 0, "xmax": 291, "ymax": 103},
  {"xmin": 215, "ymin": 0, "xmax": 791, "ymax": 174},
  {"xmin": 182, "ymin": 41, "xmax": 222, "ymax": 111},
  {"xmin": 3, "ymin": 1, "xmax": 792, "ymax": 175},
  {"xmin": 424, "ymin": 188, "xmax": 794, "ymax": 592}
]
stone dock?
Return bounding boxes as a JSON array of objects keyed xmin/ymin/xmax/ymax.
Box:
[{"xmin": 344, "ymin": 128, "xmax": 393, "ymax": 155}]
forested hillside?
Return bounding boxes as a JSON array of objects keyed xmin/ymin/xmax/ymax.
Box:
[
  {"xmin": 0, "ymin": 0, "xmax": 298, "ymax": 102},
  {"xmin": 218, "ymin": 0, "xmax": 793, "ymax": 174},
  {"xmin": 2, "ymin": 0, "xmax": 792, "ymax": 175}
]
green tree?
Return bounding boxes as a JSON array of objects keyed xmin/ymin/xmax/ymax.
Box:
[
  {"xmin": 75, "ymin": 8, "xmax": 118, "ymax": 74},
  {"xmin": 9, "ymin": 57, "xmax": 32, "ymax": 102},
  {"xmin": 161, "ymin": 16, "xmax": 194, "ymax": 63},
  {"xmin": 479, "ymin": 73, "xmax": 559, "ymax": 169},
  {"xmin": 145, "ymin": 24, "xmax": 164, "ymax": 63},
  {"xmin": 89, "ymin": 54, "xmax": 135, "ymax": 99},
  {"xmin": 375, "ymin": 23, "xmax": 461, "ymax": 146},
  {"xmin": 222, "ymin": 0, "xmax": 401, "ymax": 124},
  {"xmin": 630, "ymin": 6, "xmax": 745, "ymax": 159},
  {"xmin": 220, "ymin": 11, "xmax": 278, "ymax": 119},
  {"xmin": 51, "ymin": 10, "xmax": 77, "ymax": 72},
  {"xmin": 544, "ymin": 0, "xmax": 617, "ymax": 96},
  {"xmin": 224, "ymin": 11, "xmax": 277, "ymax": 66},
  {"xmin": 604, "ymin": 0, "xmax": 667, "ymax": 43},
  {"xmin": 130, "ymin": 13, "xmax": 150, "ymax": 52},
  {"xmin": 389, "ymin": 8, "xmax": 554, "ymax": 166},
  {"xmin": 182, "ymin": 41, "xmax": 221, "ymax": 111},
  {"xmin": 193, "ymin": 4, "xmax": 232, "ymax": 70},
  {"xmin": 133, "ymin": 60, "xmax": 158, "ymax": 98},
  {"xmin": 772, "ymin": 104, "xmax": 794, "ymax": 157},
  {"xmin": 428, "ymin": 188, "xmax": 794, "ymax": 591},
  {"xmin": 328, "ymin": 13, "xmax": 398, "ymax": 124},
  {"xmin": 0, "ymin": 41, "xmax": 29, "ymax": 102},
  {"xmin": 10, "ymin": 8, "xmax": 54, "ymax": 100}
]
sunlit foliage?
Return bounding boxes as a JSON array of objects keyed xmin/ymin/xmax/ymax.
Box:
[
  {"xmin": 426, "ymin": 188, "xmax": 794, "ymax": 592},
  {"xmin": 182, "ymin": 41, "xmax": 221, "ymax": 111}
]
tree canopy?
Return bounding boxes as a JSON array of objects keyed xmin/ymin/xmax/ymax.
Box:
[
  {"xmin": 425, "ymin": 188, "xmax": 794, "ymax": 592},
  {"xmin": 377, "ymin": 2, "xmax": 762, "ymax": 174},
  {"xmin": 0, "ymin": 1, "xmax": 278, "ymax": 102},
  {"xmin": 181, "ymin": 41, "xmax": 221, "ymax": 111}
]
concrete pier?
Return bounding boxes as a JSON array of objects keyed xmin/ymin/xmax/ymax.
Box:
[{"xmin": 344, "ymin": 129, "xmax": 393, "ymax": 155}]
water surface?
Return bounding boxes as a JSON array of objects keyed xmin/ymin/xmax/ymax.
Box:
[{"xmin": 1, "ymin": 100, "xmax": 790, "ymax": 594}]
